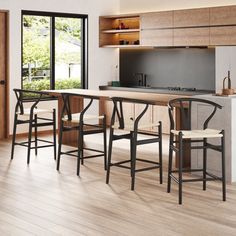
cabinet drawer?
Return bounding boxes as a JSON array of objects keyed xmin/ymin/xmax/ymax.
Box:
[
  {"xmin": 141, "ymin": 11, "xmax": 173, "ymax": 29},
  {"xmin": 210, "ymin": 26, "xmax": 236, "ymax": 45},
  {"xmin": 174, "ymin": 8, "xmax": 210, "ymax": 27},
  {"xmin": 141, "ymin": 29, "xmax": 173, "ymax": 46},
  {"xmin": 174, "ymin": 28, "xmax": 209, "ymax": 46},
  {"xmin": 210, "ymin": 6, "xmax": 236, "ymax": 26}
]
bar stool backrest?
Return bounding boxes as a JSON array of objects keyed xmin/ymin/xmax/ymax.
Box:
[
  {"xmin": 61, "ymin": 93, "xmax": 98, "ymax": 123},
  {"xmin": 110, "ymin": 97, "xmax": 152, "ymax": 131},
  {"xmin": 13, "ymin": 89, "xmax": 51, "ymax": 116},
  {"xmin": 168, "ymin": 97, "xmax": 222, "ymax": 131}
]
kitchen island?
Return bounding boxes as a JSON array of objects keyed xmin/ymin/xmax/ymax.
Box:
[
  {"xmin": 192, "ymin": 94, "xmax": 236, "ymax": 183},
  {"xmin": 47, "ymin": 88, "xmax": 191, "ymax": 167}
]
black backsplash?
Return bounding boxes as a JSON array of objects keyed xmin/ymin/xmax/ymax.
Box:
[{"xmin": 120, "ymin": 48, "xmax": 215, "ymax": 90}]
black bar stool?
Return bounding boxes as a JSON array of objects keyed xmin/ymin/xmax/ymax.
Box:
[
  {"xmin": 57, "ymin": 93, "xmax": 107, "ymax": 175},
  {"xmin": 167, "ymin": 97, "xmax": 226, "ymax": 204},
  {"xmin": 11, "ymin": 89, "xmax": 57, "ymax": 164},
  {"xmin": 106, "ymin": 97, "xmax": 162, "ymax": 190}
]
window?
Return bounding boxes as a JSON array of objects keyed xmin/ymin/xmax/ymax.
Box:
[{"xmin": 22, "ymin": 11, "xmax": 88, "ymax": 92}]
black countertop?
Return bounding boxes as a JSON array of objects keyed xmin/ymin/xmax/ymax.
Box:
[{"xmin": 99, "ymin": 86, "xmax": 214, "ymax": 96}]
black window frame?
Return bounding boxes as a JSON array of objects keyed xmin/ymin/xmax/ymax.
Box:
[{"xmin": 21, "ymin": 10, "xmax": 88, "ymax": 93}]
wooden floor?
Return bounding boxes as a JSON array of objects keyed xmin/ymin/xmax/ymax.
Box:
[{"xmin": 0, "ymin": 133, "xmax": 236, "ymax": 236}]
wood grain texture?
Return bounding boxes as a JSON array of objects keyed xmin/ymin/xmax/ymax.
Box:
[
  {"xmin": 174, "ymin": 27, "xmax": 210, "ymax": 46},
  {"xmin": 99, "ymin": 16, "xmax": 140, "ymax": 47},
  {"xmin": 141, "ymin": 29, "xmax": 173, "ymax": 46},
  {"xmin": 174, "ymin": 8, "xmax": 210, "ymax": 27},
  {"xmin": 210, "ymin": 5, "xmax": 236, "ymax": 26},
  {"xmin": 152, "ymin": 105, "xmax": 170, "ymax": 134},
  {"xmin": 210, "ymin": 26, "xmax": 236, "ymax": 46},
  {"xmin": 58, "ymin": 96, "xmax": 83, "ymax": 146},
  {"xmin": 47, "ymin": 89, "xmax": 189, "ymax": 106},
  {"xmin": 0, "ymin": 135, "xmax": 236, "ymax": 235},
  {"xmin": 0, "ymin": 12, "xmax": 7, "ymax": 139},
  {"xmin": 141, "ymin": 11, "xmax": 173, "ymax": 29}
]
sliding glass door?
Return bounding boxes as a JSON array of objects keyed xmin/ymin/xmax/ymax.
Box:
[{"xmin": 22, "ymin": 11, "xmax": 88, "ymax": 92}]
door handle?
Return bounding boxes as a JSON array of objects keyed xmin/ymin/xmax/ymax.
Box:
[{"xmin": 0, "ymin": 80, "xmax": 5, "ymax": 85}]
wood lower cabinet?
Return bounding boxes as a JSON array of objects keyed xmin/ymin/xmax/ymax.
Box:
[
  {"xmin": 152, "ymin": 105, "xmax": 170, "ymax": 134},
  {"xmin": 101, "ymin": 100, "xmax": 170, "ymax": 134},
  {"xmin": 134, "ymin": 104, "xmax": 152, "ymax": 131}
]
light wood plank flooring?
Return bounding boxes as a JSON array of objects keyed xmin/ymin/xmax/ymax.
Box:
[{"xmin": 0, "ymin": 133, "xmax": 236, "ymax": 236}]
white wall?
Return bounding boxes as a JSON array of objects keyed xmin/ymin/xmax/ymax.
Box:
[
  {"xmin": 0, "ymin": 0, "xmax": 119, "ymax": 133},
  {"xmin": 215, "ymin": 47, "xmax": 236, "ymax": 93},
  {"xmin": 120, "ymin": 0, "xmax": 236, "ymax": 13}
]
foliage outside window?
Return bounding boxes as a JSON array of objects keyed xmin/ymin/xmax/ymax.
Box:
[{"xmin": 22, "ymin": 11, "xmax": 87, "ymax": 92}]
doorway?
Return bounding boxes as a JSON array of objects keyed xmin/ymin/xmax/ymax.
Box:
[{"xmin": 0, "ymin": 10, "xmax": 9, "ymax": 139}]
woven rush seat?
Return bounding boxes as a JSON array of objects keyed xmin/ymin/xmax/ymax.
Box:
[
  {"xmin": 17, "ymin": 108, "xmax": 54, "ymax": 116},
  {"xmin": 11, "ymin": 89, "xmax": 57, "ymax": 164},
  {"xmin": 171, "ymin": 128, "xmax": 223, "ymax": 139},
  {"xmin": 106, "ymin": 96, "xmax": 163, "ymax": 190},
  {"xmin": 62, "ymin": 113, "xmax": 104, "ymax": 122},
  {"xmin": 112, "ymin": 120, "xmax": 160, "ymax": 131},
  {"xmin": 57, "ymin": 93, "xmax": 107, "ymax": 176},
  {"xmin": 167, "ymin": 97, "xmax": 226, "ymax": 205}
]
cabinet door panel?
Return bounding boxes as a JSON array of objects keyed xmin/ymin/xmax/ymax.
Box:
[
  {"xmin": 174, "ymin": 8, "xmax": 209, "ymax": 27},
  {"xmin": 174, "ymin": 28, "xmax": 209, "ymax": 46},
  {"xmin": 152, "ymin": 105, "xmax": 170, "ymax": 134},
  {"xmin": 210, "ymin": 26, "xmax": 236, "ymax": 45},
  {"xmin": 134, "ymin": 104, "xmax": 152, "ymax": 131},
  {"xmin": 210, "ymin": 6, "xmax": 236, "ymax": 26},
  {"xmin": 141, "ymin": 29, "xmax": 173, "ymax": 46},
  {"xmin": 141, "ymin": 11, "xmax": 173, "ymax": 29}
]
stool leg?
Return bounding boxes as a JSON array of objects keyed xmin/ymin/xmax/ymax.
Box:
[
  {"xmin": 53, "ymin": 109, "xmax": 57, "ymax": 160},
  {"xmin": 80, "ymin": 125, "xmax": 84, "ymax": 166},
  {"xmin": 178, "ymin": 133, "xmax": 183, "ymax": 205},
  {"xmin": 106, "ymin": 127, "xmax": 114, "ymax": 184},
  {"xmin": 27, "ymin": 115, "xmax": 33, "ymax": 164},
  {"xmin": 158, "ymin": 122, "xmax": 163, "ymax": 184},
  {"xmin": 167, "ymin": 133, "xmax": 174, "ymax": 193},
  {"xmin": 203, "ymin": 138, "xmax": 207, "ymax": 191},
  {"xmin": 11, "ymin": 114, "xmax": 18, "ymax": 160},
  {"xmin": 221, "ymin": 131, "xmax": 226, "ymax": 201},
  {"xmin": 57, "ymin": 121, "xmax": 64, "ymax": 171},
  {"xmin": 35, "ymin": 115, "xmax": 38, "ymax": 156},
  {"xmin": 131, "ymin": 131, "xmax": 137, "ymax": 191},
  {"xmin": 77, "ymin": 126, "xmax": 83, "ymax": 176},
  {"xmin": 103, "ymin": 116, "xmax": 107, "ymax": 170}
]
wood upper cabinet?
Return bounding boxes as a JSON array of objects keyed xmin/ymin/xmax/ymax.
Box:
[
  {"xmin": 174, "ymin": 28, "xmax": 209, "ymax": 46},
  {"xmin": 174, "ymin": 8, "xmax": 210, "ymax": 27},
  {"xmin": 99, "ymin": 5, "xmax": 236, "ymax": 47},
  {"xmin": 140, "ymin": 11, "xmax": 173, "ymax": 46},
  {"xmin": 141, "ymin": 29, "xmax": 173, "ymax": 46},
  {"xmin": 140, "ymin": 11, "xmax": 173, "ymax": 29},
  {"xmin": 210, "ymin": 26, "xmax": 236, "ymax": 46},
  {"xmin": 99, "ymin": 15, "xmax": 140, "ymax": 47},
  {"xmin": 210, "ymin": 5, "xmax": 236, "ymax": 25}
]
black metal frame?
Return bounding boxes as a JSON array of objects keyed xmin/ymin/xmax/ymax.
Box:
[
  {"xmin": 57, "ymin": 93, "xmax": 107, "ymax": 175},
  {"xmin": 167, "ymin": 97, "xmax": 226, "ymax": 204},
  {"xmin": 106, "ymin": 97, "xmax": 163, "ymax": 190},
  {"xmin": 21, "ymin": 10, "xmax": 88, "ymax": 93},
  {"xmin": 11, "ymin": 89, "xmax": 57, "ymax": 164}
]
